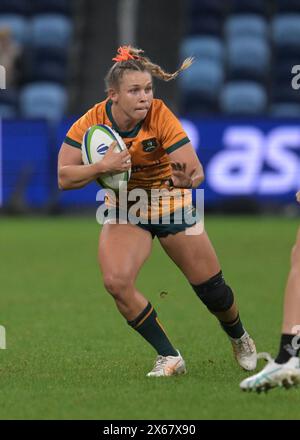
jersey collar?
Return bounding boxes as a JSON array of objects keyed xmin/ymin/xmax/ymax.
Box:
[{"xmin": 105, "ymin": 99, "xmax": 144, "ymax": 138}]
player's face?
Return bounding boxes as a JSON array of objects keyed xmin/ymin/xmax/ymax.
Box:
[{"xmin": 113, "ymin": 71, "xmax": 153, "ymax": 121}]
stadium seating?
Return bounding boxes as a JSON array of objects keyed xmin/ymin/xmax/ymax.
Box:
[
  {"xmin": 272, "ymin": 14, "xmax": 300, "ymax": 47},
  {"xmin": 180, "ymin": 36, "xmax": 224, "ymax": 63},
  {"xmin": 179, "ymin": 33, "xmax": 225, "ymax": 113},
  {"xmin": 30, "ymin": 14, "xmax": 72, "ymax": 49},
  {"xmin": 179, "ymin": 59, "xmax": 224, "ymax": 114},
  {"xmin": 220, "ymin": 81, "xmax": 267, "ymax": 115},
  {"xmin": 19, "ymin": 82, "xmax": 67, "ymax": 120},
  {"xmin": 227, "ymin": 36, "xmax": 270, "ymax": 81},
  {"xmin": 182, "ymin": 0, "xmax": 275, "ymax": 115},
  {"xmin": 180, "ymin": 60, "xmax": 224, "ymax": 99},
  {"xmin": 23, "ymin": 46, "xmax": 68, "ymax": 84},
  {"xmin": 1, "ymin": 0, "xmax": 298, "ymax": 119},
  {"xmin": 271, "ymin": 14, "xmax": 300, "ymax": 113},
  {"xmin": 173, "ymin": 1, "xmax": 300, "ymax": 117},
  {"xmin": 225, "ymin": 14, "xmax": 268, "ymax": 39},
  {"xmin": 0, "ymin": 1, "xmax": 73, "ymax": 118},
  {"xmin": 0, "ymin": 14, "xmax": 29, "ymax": 44}
]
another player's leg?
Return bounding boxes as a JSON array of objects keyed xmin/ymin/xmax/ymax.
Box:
[
  {"xmin": 98, "ymin": 223, "xmax": 186, "ymax": 377},
  {"xmin": 159, "ymin": 225, "xmax": 256, "ymax": 371},
  {"xmin": 280, "ymin": 227, "xmax": 300, "ymax": 361},
  {"xmin": 240, "ymin": 228, "xmax": 300, "ymax": 391}
]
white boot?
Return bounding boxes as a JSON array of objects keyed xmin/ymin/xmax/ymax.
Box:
[{"xmin": 147, "ymin": 350, "xmax": 186, "ymax": 377}]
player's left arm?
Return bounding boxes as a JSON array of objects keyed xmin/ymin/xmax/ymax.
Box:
[
  {"xmin": 296, "ymin": 191, "xmax": 300, "ymax": 203},
  {"xmin": 168, "ymin": 142, "xmax": 204, "ymax": 189}
]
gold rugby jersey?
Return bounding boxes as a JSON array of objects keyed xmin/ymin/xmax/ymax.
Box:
[{"xmin": 65, "ymin": 98, "xmax": 192, "ymax": 218}]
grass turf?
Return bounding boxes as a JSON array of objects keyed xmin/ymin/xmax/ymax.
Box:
[{"xmin": 0, "ymin": 216, "xmax": 299, "ymax": 420}]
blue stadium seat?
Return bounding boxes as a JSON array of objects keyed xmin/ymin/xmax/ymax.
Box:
[
  {"xmin": 180, "ymin": 36, "xmax": 224, "ymax": 64},
  {"xmin": 0, "ymin": 14, "xmax": 29, "ymax": 44},
  {"xmin": 20, "ymin": 82, "xmax": 67, "ymax": 119},
  {"xmin": 270, "ymin": 103, "xmax": 300, "ymax": 118},
  {"xmin": 0, "ymin": 0, "xmax": 29, "ymax": 16},
  {"xmin": 272, "ymin": 14, "xmax": 300, "ymax": 49},
  {"xmin": 220, "ymin": 81, "xmax": 267, "ymax": 115},
  {"xmin": 229, "ymin": 0, "xmax": 267, "ymax": 15},
  {"xmin": 31, "ymin": 0, "xmax": 71, "ymax": 16},
  {"xmin": 225, "ymin": 14, "xmax": 268, "ymax": 38},
  {"xmin": 227, "ymin": 36, "xmax": 270, "ymax": 81},
  {"xmin": 31, "ymin": 14, "xmax": 72, "ymax": 49},
  {"xmin": 180, "ymin": 60, "xmax": 224, "ymax": 101}
]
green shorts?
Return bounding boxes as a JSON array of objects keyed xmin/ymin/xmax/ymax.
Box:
[{"xmin": 103, "ymin": 204, "xmax": 201, "ymax": 238}]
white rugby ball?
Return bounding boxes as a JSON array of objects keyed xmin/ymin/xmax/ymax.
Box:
[{"xmin": 81, "ymin": 124, "xmax": 131, "ymax": 190}]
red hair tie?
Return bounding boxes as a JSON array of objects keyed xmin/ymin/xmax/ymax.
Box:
[{"xmin": 112, "ymin": 46, "xmax": 140, "ymax": 62}]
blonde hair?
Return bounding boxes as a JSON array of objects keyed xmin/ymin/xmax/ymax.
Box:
[{"xmin": 105, "ymin": 45, "xmax": 193, "ymax": 91}]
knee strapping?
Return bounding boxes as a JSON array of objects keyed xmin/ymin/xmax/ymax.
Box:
[{"xmin": 191, "ymin": 271, "xmax": 234, "ymax": 312}]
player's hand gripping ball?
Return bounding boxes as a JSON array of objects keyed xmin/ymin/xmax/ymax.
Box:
[{"xmin": 81, "ymin": 124, "xmax": 131, "ymax": 190}]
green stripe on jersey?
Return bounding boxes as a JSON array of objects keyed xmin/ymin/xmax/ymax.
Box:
[
  {"xmin": 64, "ymin": 136, "xmax": 81, "ymax": 148},
  {"xmin": 165, "ymin": 137, "xmax": 190, "ymax": 154}
]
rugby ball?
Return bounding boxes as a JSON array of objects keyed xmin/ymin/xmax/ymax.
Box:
[{"xmin": 81, "ymin": 124, "xmax": 131, "ymax": 190}]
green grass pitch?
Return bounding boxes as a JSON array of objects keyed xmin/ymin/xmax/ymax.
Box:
[{"xmin": 0, "ymin": 216, "xmax": 299, "ymax": 420}]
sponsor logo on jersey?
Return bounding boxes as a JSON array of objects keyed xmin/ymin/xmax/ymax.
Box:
[{"xmin": 142, "ymin": 138, "xmax": 158, "ymax": 152}]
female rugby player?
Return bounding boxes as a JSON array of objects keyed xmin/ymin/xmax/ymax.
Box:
[
  {"xmin": 240, "ymin": 191, "xmax": 300, "ymax": 391},
  {"xmin": 58, "ymin": 46, "xmax": 256, "ymax": 377}
]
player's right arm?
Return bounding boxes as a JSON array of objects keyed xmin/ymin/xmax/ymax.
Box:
[{"xmin": 58, "ymin": 141, "xmax": 131, "ymax": 190}]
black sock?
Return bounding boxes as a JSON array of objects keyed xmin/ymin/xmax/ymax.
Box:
[
  {"xmin": 127, "ymin": 302, "xmax": 178, "ymax": 357},
  {"xmin": 220, "ymin": 314, "xmax": 245, "ymax": 339},
  {"xmin": 275, "ymin": 334, "xmax": 300, "ymax": 364}
]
